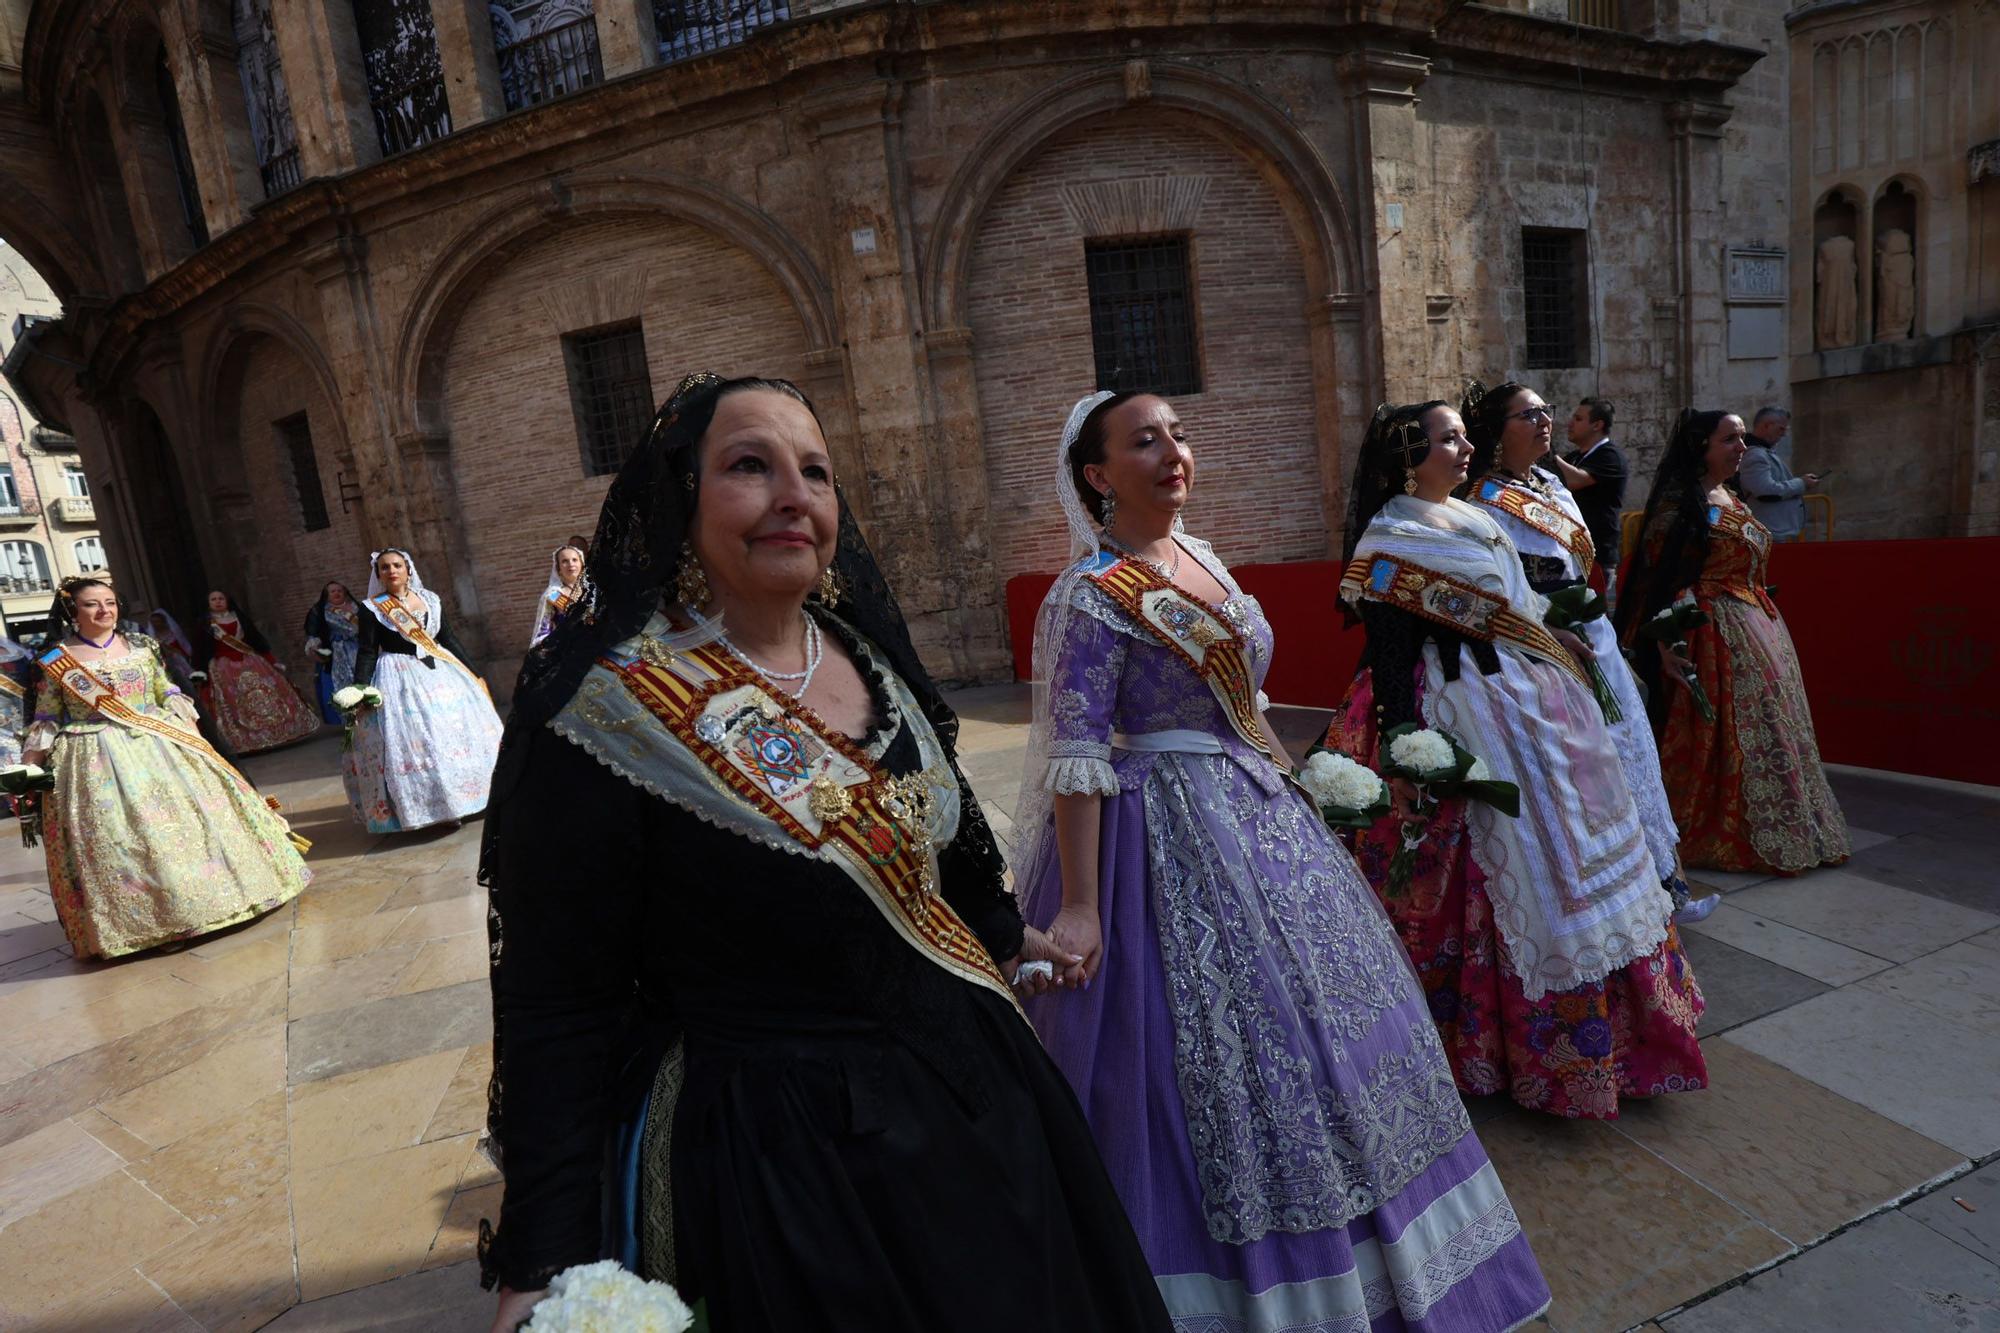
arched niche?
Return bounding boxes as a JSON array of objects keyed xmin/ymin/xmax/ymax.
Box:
[
  {"xmin": 1813, "ymin": 188, "xmax": 1860, "ymax": 349},
  {"xmin": 1873, "ymin": 178, "xmax": 1919, "ymax": 341}
]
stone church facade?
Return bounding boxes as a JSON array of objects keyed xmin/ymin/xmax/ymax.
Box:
[{"xmin": 0, "ymin": 0, "xmax": 1791, "ymax": 690}]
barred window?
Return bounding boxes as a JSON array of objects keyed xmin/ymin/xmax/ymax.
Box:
[
  {"xmin": 277, "ymin": 413, "xmax": 331, "ymax": 532},
  {"xmin": 493, "ymin": 2, "xmax": 604, "ymax": 111},
  {"xmin": 1522, "ymin": 228, "xmax": 1590, "ymax": 369},
  {"xmin": 1085, "ymin": 237, "xmax": 1201, "ymax": 396},
  {"xmin": 564, "ymin": 323, "xmax": 654, "ymax": 477},
  {"xmin": 654, "ymin": 0, "xmax": 788, "ymax": 64}
]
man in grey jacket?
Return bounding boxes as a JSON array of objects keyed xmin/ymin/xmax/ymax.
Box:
[{"xmin": 1739, "ymin": 407, "xmax": 1820, "ymax": 541}]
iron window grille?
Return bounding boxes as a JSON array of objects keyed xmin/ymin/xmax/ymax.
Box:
[
  {"xmin": 352, "ymin": 0, "xmax": 454, "ymax": 156},
  {"xmin": 1522, "ymin": 228, "xmax": 1590, "ymax": 370},
  {"xmin": 654, "ymin": 0, "xmax": 788, "ymax": 64},
  {"xmin": 495, "ymin": 7, "xmax": 604, "ymax": 111},
  {"xmin": 234, "ymin": 0, "xmax": 305, "ymax": 198},
  {"xmin": 157, "ymin": 55, "xmax": 210, "ymax": 248},
  {"xmin": 564, "ymin": 323, "xmax": 655, "ymax": 477},
  {"xmin": 1085, "ymin": 237, "xmax": 1202, "ymax": 396},
  {"xmin": 277, "ymin": 413, "xmax": 331, "ymax": 532},
  {"xmin": 1567, "ymin": 0, "xmax": 1622, "ymax": 27}
]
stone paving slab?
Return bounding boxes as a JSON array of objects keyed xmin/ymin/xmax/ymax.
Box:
[
  {"xmin": 1677, "ymin": 931, "xmax": 1830, "ymax": 1038},
  {"xmin": 1608, "ymin": 1040, "xmax": 1964, "ymax": 1247},
  {"xmin": 1902, "ymin": 1161, "xmax": 2000, "ymax": 1267},
  {"xmin": 1679, "ymin": 901, "xmax": 1894, "ymax": 987},
  {"xmin": 1660, "ymin": 1210, "xmax": 2000, "ymax": 1333},
  {"xmin": 1724, "ymin": 988, "xmax": 2000, "ymax": 1158},
  {"xmin": 1725, "ymin": 871, "xmax": 2000, "ymax": 963}
]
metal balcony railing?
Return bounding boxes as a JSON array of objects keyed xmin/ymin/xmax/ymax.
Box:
[
  {"xmin": 1568, "ymin": 0, "xmax": 1622, "ymax": 28},
  {"xmin": 0, "ymin": 499, "xmax": 43, "ymax": 528},
  {"xmin": 0, "ymin": 576, "xmax": 53, "ymax": 596},
  {"xmin": 499, "ymin": 15, "xmax": 605, "ymax": 111},
  {"xmin": 261, "ymin": 146, "xmax": 304, "ymax": 197},
  {"xmin": 655, "ymin": 0, "xmax": 789, "ymax": 64}
]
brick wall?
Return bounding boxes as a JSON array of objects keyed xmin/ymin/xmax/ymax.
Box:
[
  {"xmin": 440, "ymin": 212, "xmax": 813, "ymax": 677},
  {"xmin": 966, "ymin": 110, "xmax": 1323, "ymax": 594},
  {"xmin": 231, "ymin": 335, "xmax": 369, "ymax": 691}
]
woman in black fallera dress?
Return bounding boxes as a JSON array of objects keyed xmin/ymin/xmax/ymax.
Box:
[{"xmin": 478, "ymin": 372, "xmax": 1170, "ymax": 1332}]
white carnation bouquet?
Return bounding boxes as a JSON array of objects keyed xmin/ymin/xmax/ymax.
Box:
[
  {"xmin": 330, "ymin": 685, "xmax": 384, "ymax": 752},
  {"xmin": 521, "ymin": 1260, "xmax": 701, "ymax": 1333},
  {"xmin": 1298, "ymin": 750, "xmax": 1391, "ymax": 831},
  {"xmin": 1377, "ymin": 724, "xmax": 1521, "ymax": 892}
]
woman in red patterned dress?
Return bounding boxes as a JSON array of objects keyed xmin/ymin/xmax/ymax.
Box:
[
  {"xmin": 194, "ymin": 590, "xmax": 322, "ymax": 755},
  {"xmin": 1614, "ymin": 410, "xmax": 1849, "ymax": 875},
  {"xmin": 1326, "ymin": 401, "xmax": 1705, "ymax": 1120}
]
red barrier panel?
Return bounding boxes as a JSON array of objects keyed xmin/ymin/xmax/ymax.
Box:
[
  {"xmin": 1008, "ymin": 537, "xmax": 2000, "ymax": 785},
  {"xmin": 1768, "ymin": 537, "xmax": 2000, "ymax": 786}
]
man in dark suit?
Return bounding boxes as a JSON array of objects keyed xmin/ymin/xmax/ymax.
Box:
[{"xmin": 1548, "ymin": 397, "xmax": 1626, "ymax": 607}]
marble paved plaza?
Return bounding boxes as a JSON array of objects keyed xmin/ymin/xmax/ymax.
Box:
[{"xmin": 0, "ymin": 692, "xmax": 1995, "ymax": 1331}]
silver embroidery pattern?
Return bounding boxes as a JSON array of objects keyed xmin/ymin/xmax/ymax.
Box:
[{"xmin": 1143, "ymin": 752, "xmax": 1470, "ymax": 1244}]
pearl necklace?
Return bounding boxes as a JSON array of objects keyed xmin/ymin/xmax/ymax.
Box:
[
  {"xmin": 1104, "ymin": 531, "xmax": 1182, "ymax": 580},
  {"xmin": 692, "ymin": 607, "xmax": 823, "ymax": 697}
]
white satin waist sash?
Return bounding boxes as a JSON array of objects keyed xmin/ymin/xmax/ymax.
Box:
[{"xmin": 1112, "ymin": 729, "xmax": 1225, "ymax": 755}]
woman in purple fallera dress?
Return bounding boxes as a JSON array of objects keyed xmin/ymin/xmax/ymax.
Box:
[{"xmin": 1017, "ymin": 391, "xmax": 1551, "ymax": 1332}]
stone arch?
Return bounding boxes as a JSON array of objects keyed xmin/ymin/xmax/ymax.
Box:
[
  {"xmin": 0, "ymin": 193, "xmax": 103, "ymax": 303},
  {"xmin": 200, "ymin": 313, "xmax": 367, "ymax": 649},
  {"xmin": 418, "ymin": 199, "xmax": 831, "ymax": 683},
  {"xmin": 394, "ymin": 173, "xmax": 838, "ymax": 440},
  {"xmin": 196, "ymin": 302, "xmax": 351, "ymax": 487},
  {"xmin": 924, "ymin": 61, "xmax": 1361, "ymax": 333}
]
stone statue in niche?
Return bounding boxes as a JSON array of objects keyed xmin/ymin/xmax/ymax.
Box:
[
  {"xmin": 1815, "ymin": 234, "xmax": 1857, "ymax": 349},
  {"xmin": 1875, "ymin": 228, "xmax": 1915, "ymax": 341}
]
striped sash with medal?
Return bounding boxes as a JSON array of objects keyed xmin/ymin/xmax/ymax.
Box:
[
  {"xmin": 1473, "ymin": 476, "xmax": 1596, "ymax": 574},
  {"xmin": 370, "ymin": 594, "xmax": 491, "ymax": 700},
  {"xmin": 37, "ymin": 644, "xmax": 310, "ymax": 853},
  {"xmin": 1079, "ymin": 551, "xmax": 1277, "ymax": 766},
  {"xmin": 1340, "ymin": 552, "xmax": 1591, "ymax": 689},
  {"xmin": 601, "ymin": 635, "xmax": 1022, "ymax": 1016}
]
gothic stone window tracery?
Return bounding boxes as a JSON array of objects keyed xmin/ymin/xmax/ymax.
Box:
[
  {"xmin": 352, "ymin": 0, "xmax": 453, "ymax": 156},
  {"xmin": 234, "ymin": 0, "xmax": 303, "ymax": 196}
]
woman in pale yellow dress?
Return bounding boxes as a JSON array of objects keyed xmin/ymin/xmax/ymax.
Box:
[{"xmin": 23, "ymin": 577, "xmax": 311, "ymax": 960}]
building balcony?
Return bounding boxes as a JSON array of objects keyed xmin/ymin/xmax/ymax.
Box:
[
  {"xmin": 29, "ymin": 426, "xmax": 76, "ymax": 452},
  {"xmin": 52, "ymin": 495, "xmax": 94, "ymax": 524},
  {"xmin": 0, "ymin": 499, "xmax": 42, "ymax": 529}
]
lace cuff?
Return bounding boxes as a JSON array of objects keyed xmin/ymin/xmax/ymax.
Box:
[
  {"xmin": 24, "ymin": 722, "xmax": 55, "ymax": 753},
  {"xmin": 1256, "ymin": 689, "xmax": 1271, "ymax": 713},
  {"xmin": 165, "ymin": 695, "xmax": 200, "ymax": 725},
  {"xmin": 1046, "ymin": 755, "xmax": 1119, "ymax": 796}
]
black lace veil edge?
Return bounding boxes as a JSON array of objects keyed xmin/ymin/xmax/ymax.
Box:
[
  {"xmin": 475, "ymin": 373, "xmax": 1000, "ymax": 1284},
  {"xmin": 1339, "ymin": 400, "xmax": 1451, "ymax": 628},
  {"xmin": 1612, "ymin": 408, "xmax": 1731, "ymax": 724},
  {"xmin": 1457, "ymin": 378, "xmax": 1528, "ymax": 493}
]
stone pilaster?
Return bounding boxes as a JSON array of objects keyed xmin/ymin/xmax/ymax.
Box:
[
  {"xmin": 1336, "ymin": 45, "xmax": 1431, "ymax": 407},
  {"xmin": 431, "ymin": 0, "xmax": 507, "ymax": 131},
  {"xmin": 273, "ymin": 0, "xmax": 382, "ymax": 174},
  {"xmin": 595, "ymin": 0, "xmax": 659, "ymax": 79},
  {"xmin": 803, "ymin": 79, "xmax": 1007, "ymax": 680},
  {"xmin": 1668, "ymin": 96, "xmax": 1733, "ymax": 406},
  {"xmin": 170, "ymin": 4, "xmax": 266, "ymax": 232}
]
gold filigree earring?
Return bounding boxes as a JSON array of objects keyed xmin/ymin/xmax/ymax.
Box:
[
  {"xmin": 674, "ymin": 542, "xmax": 711, "ymax": 609},
  {"xmin": 1099, "ymin": 488, "xmax": 1118, "ymax": 527},
  {"xmin": 1403, "ymin": 468, "xmax": 1419, "ymax": 495},
  {"xmin": 813, "ymin": 566, "xmax": 843, "ymax": 608}
]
